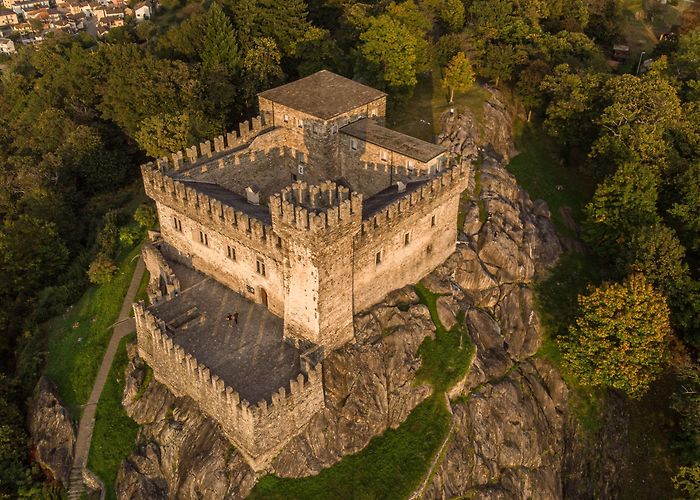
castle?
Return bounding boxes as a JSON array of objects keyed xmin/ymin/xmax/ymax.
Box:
[{"xmin": 134, "ymin": 70, "xmax": 469, "ymax": 471}]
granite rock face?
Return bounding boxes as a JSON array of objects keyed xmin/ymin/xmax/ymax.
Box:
[
  {"xmin": 116, "ymin": 343, "xmax": 257, "ymax": 500},
  {"xmin": 271, "ymin": 296, "xmax": 434, "ymax": 477},
  {"xmin": 28, "ymin": 376, "xmax": 76, "ymax": 488}
]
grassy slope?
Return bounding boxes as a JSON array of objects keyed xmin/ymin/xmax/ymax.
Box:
[
  {"xmin": 507, "ymin": 124, "xmax": 596, "ymax": 236},
  {"xmin": 43, "ymin": 242, "xmax": 142, "ymax": 417},
  {"xmin": 87, "ymin": 333, "xmax": 140, "ymax": 500},
  {"xmin": 130, "ymin": 269, "xmax": 150, "ymax": 317}
]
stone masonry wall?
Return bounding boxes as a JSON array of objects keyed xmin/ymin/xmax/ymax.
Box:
[
  {"xmin": 133, "ymin": 303, "xmax": 325, "ymax": 472},
  {"xmin": 143, "ymin": 165, "xmax": 287, "ymax": 315},
  {"xmin": 156, "ymin": 202, "xmax": 286, "ymax": 316},
  {"xmin": 352, "ymin": 164, "xmax": 469, "ymax": 311},
  {"xmin": 258, "ymin": 96, "xmax": 389, "ymax": 194}
]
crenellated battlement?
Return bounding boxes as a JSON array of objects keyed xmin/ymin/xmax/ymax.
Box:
[
  {"xmin": 133, "ymin": 301, "xmax": 325, "ymax": 471},
  {"xmin": 151, "ymin": 114, "xmax": 273, "ymax": 172},
  {"xmin": 141, "ymin": 163, "xmax": 284, "ymax": 252},
  {"xmin": 358, "ymin": 163, "xmax": 469, "ymax": 240},
  {"xmin": 269, "ymin": 181, "xmax": 363, "ymax": 234}
]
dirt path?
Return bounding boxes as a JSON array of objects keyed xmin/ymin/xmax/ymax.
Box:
[{"xmin": 67, "ymin": 256, "xmax": 145, "ymax": 499}]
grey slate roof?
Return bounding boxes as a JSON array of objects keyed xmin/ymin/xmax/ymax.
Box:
[
  {"xmin": 258, "ymin": 70, "xmax": 386, "ymax": 120},
  {"xmin": 340, "ymin": 118, "xmax": 447, "ymax": 163}
]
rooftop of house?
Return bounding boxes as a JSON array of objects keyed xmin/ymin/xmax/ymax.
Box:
[
  {"xmin": 258, "ymin": 70, "xmax": 386, "ymax": 120},
  {"xmin": 149, "ymin": 259, "xmax": 301, "ymax": 404},
  {"xmin": 340, "ymin": 118, "xmax": 446, "ymax": 163}
]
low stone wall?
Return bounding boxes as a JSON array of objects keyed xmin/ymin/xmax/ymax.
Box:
[
  {"xmin": 133, "ymin": 303, "xmax": 325, "ymax": 471},
  {"xmin": 141, "ymin": 238, "xmax": 180, "ymax": 304}
]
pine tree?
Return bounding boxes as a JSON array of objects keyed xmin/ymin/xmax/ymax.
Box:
[{"xmin": 201, "ymin": 3, "xmax": 241, "ymax": 77}]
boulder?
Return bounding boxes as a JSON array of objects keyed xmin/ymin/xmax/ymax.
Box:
[{"xmin": 28, "ymin": 376, "xmax": 76, "ymax": 488}]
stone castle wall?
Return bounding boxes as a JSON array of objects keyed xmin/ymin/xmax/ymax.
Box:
[
  {"xmin": 133, "ymin": 303, "xmax": 325, "ymax": 471},
  {"xmin": 352, "ymin": 164, "xmax": 469, "ymax": 311},
  {"xmin": 143, "ymin": 166, "xmax": 288, "ymax": 315}
]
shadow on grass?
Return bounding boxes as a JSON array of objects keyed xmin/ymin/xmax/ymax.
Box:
[{"xmin": 43, "ymin": 241, "xmax": 143, "ymax": 417}]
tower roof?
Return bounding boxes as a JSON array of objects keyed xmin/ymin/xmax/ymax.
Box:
[{"xmin": 258, "ymin": 70, "xmax": 386, "ymax": 120}]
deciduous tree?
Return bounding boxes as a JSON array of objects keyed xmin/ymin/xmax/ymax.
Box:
[
  {"xmin": 559, "ymin": 273, "xmax": 670, "ymax": 398},
  {"xmin": 442, "ymin": 52, "xmax": 475, "ymax": 103}
]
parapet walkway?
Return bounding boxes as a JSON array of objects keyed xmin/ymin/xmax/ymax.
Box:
[{"xmin": 67, "ymin": 256, "xmax": 146, "ymax": 500}]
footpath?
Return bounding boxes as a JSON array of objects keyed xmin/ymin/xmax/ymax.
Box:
[{"xmin": 67, "ymin": 256, "xmax": 146, "ymax": 499}]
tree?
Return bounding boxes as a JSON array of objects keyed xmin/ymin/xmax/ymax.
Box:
[
  {"xmin": 442, "ymin": 52, "xmax": 475, "ymax": 103},
  {"xmin": 673, "ymin": 465, "xmax": 700, "ymax": 498},
  {"xmin": 242, "ymin": 37, "xmax": 283, "ymax": 101},
  {"xmin": 671, "ymin": 361, "xmax": 700, "ymax": 460},
  {"xmin": 618, "ymin": 223, "xmax": 690, "ymax": 303},
  {"xmin": 0, "ymin": 215, "xmax": 69, "ymax": 298},
  {"xmin": 670, "ymin": 161, "xmax": 700, "ymax": 251},
  {"xmin": 136, "ymin": 112, "xmax": 193, "ymax": 158},
  {"xmin": 591, "ymin": 66, "xmax": 681, "ymax": 170},
  {"xmin": 559, "ymin": 273, "xmax": 670, "ymax": 398},
  {"xmin": 201, "ymin": 3, "xmax": 241, "ymax": 77},
  {"xmin": 540, "ymin": 64, "xmax": 606, "ymax": 151},
  {"xmin": 479, "ymin": 43, "xmax": 525, "ymax": 86},
  {"xmin": 87, "ymin": 253, "xmax": 118, "ymax": 285},
  {"xmin": 436, "ymin": 0, "xmax": 465, "ymax": 33},
  {"xmin": 583, "ymin": 161, "xmax": 660, "ymax": 255},
  {"xmin": 359, "ymin": 15, "xmax": 421, "ymax": 92}
]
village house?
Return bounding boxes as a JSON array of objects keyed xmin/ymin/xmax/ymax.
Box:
[
  {"xmin": 0, "ymin": 36, "xmax": 15, "ymax": 53},
  {"xmin": 0, "ymin": 8, "xmax": 18, "ymax": 25}
]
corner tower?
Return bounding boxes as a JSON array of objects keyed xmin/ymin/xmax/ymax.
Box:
[{"xmin": 270, "ymin": 181, "xmax": 362, "ymax": 350}]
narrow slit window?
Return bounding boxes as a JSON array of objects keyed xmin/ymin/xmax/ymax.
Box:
[
  {"xmin": 173, "ymin": 216, "xmax": 182, "ymax": 232},
  {"xmin": 375, "ymin": 251, "xmax": 382, "ymax": 265},
  {"xmin": 431, "ymin": 215, "xmax": 436, "ymax": 227},
  {"xmin": 426, "ymin": 244, "xmax": 433, "ymax": 255},
  {"xmin": 227, "ymin": 245, "xmax": 236, "ymax": 260},
  {"xmin": 199, "ymin": 231, "xmax": 209, "ymax": 246},
  {"xmin": 404, "ymin": 233, "xmax": 411, "ymax": 246},
  {"xmin": 351, "ymin": 138, "xmax": 357, "ymax": 151},
  {"xmin": 283, "ymin": 113, "xmax": 289, "ymax": 123}
]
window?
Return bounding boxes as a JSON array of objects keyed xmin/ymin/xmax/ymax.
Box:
[
  {"xmin": 426, "ymin": 244, "xmax": 433, "ymax": 255},
  {"xmin": 331, "ymin": 124, "xmax": 338, "ymax": 134},
  {"xmin": 283, "ymin": 113, "xmax": 289, "ymax": 123},
  {"xmin": 431, "ymin": 215, "xmax": 436, "ymax": 227},
  {"xmin": 313, "ymin": 124, "xmax": 319, "ymax": 135},
  {"xmin": 199, "ymin": 230, "xmax": 209, "ymax": 246},
  {"xmin": 375, "ymin": 250, "xmax": 382, "ymax": 266},
  {"xmin": 173, "ymin": 216, "xmax": 182, "ymax": 232},
  {"xmin": 276, "ymin": 236, "xmax": 282, "ymax": 248},
  {"xmin": 404, "ymin": 233, "xmax": 411, "ymax": 246},
  {"xmin": 406, "ymin": 159, "xmax": 415, "ymax": 174},
  {"xmin": 226, "ymin": 245, "xmax": 236, "ymax": 260},
  {"xmin": 297, "ymin": 118, "xmax": 303, "ymax": 128},
  {"xmin": 297, "ymin": 151, "xmax": 305, "ymax": 164},
  {"xmin": 350, "ymin": 138, "xmax": 357, "ymax": 151},
  {"xmin": 380, "ymin": 150, "xmax": 388, "ymax": 162},
  {"xmin": 256, "ymin": 259, "xmax": 266, "ymax": 276},
  {"xmin": 370, "ymin": 109, "xmax": 377, "ymax": 117},
  {"xmin": 298, "ymin": 164, "xmax": 305, "ymax": 175}
]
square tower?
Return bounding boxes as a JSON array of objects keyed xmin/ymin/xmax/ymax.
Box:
[{"xmin": 269, "ymin": 181, "xmax": 363, "ymax": 350}]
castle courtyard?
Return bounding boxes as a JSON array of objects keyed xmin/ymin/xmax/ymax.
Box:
[{"xmin": 149, "ymin": 261, "xmax": 299, "ymax": 405}]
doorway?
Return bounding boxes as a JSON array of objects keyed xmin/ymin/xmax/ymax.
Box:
[{"xmin": 260, "ymin": 288, "xmax": 268, "ymax": 308}]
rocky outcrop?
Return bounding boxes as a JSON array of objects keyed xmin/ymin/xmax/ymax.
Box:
[
  {"xmin": 116, "ymin": 343, "xmax": 257, "ymax": 500},
  {"xmin": 28, "ymin": 376, "xmax": 76, "ymax": 488},
  {"xmin": 439, "ymin": 87, "xmax": 519, "ymax": 163},
  {"xmin": 272, "ymin": 290, "xmax": 434, "ymax": 476}
]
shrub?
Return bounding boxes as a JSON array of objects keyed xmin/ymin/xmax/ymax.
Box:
[{"xmin": 87, "ymin": 253, "xmax": 118, "ymax": 285}]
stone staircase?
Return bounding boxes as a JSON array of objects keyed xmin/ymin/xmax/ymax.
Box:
[{"xmin": 67, "ymin": 465, "xmax": 86, "ymax": 499}]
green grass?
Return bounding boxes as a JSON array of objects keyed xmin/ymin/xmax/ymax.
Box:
[
  {"xmin": 130, "ymin": 269, "xmax": 150, "ymax": 317},
  {"xmin": 414, "ymin": 283, "xmax": 475, "ymax": 393},
  {"xmin": 249, "ymin": 396, "xmax": 451, "ymax": 499},
  {"xmin": 87, "ymin": 333, "xmax": 140, "ymax": 500},
  {"xmin": 249, "ymin": 283, "xmax": 474, "ymax": 499},
  {"xmin": 507, "ymin": 124, "xmax": 596, "ymax": 236},
  {"xmin": 44, "ymin": 242, "xmax": 143, "ymax": 416}
]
